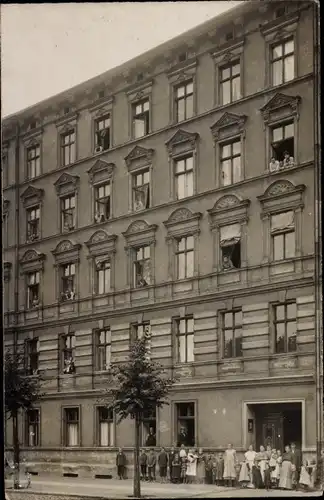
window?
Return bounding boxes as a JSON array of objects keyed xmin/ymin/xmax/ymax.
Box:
[
  {"xmin": 96, "ymin": 328, "xmax": 111, "ymax": 371},
  {"xmin": 61, "ymin": 334, "xmax": 76, "ymax": 373},
  {"xmin": 27, "ymin": 145, "xmax": 41, "ymax": 179},
  {"xmin": 176, "ymin": 236, "xmax": 194, "ymax": 279},
  {"xmin": 132, "ymin": 100, "xmax": 150, "ymax": 138},
  {"xmin": 63, "ymin": 408, "xmax": 79, "ymax": 446},
  {"xmin": 26, "ymin": 205, "xmax": 40, "ymax": 242},
  {"xmin": 220, "ymin": 140, "xmax": 241, "ymax": 186},
  {"xmin": 26, "ymin": 338, "xmax": 39, "ymax": 375},
  {"xmin": 220, "ymin": 61, "xmax": 241, "ymax": 105},
  {"xmin": 271, "ymin": 122, "xmax": 295, "ymax": 168},
  {"xmin": 61, "ymin": 130, "xmax": 76, "ymax": 166},
  {"xmin": 175, "ymin": 80, "xmax": 193, "ymax": 122},
  {"xmin": 133, "ymin": 322, "xmax": 151, "ymax": 359},
  {"xmin": 176, "ymin": 317, "xmax": 194, "ymax": 363},
  {"xmin": 133, "ymin": 170, "xmax": 150, "ymax": 211},
  {"xmin": 271, "ymin": 211, "xmax": 295, "ymax": 261},
  {"xmin": 175, "ymin": 155, "xmax": 193, "ymax": 200},
  {"xmin": 94, "ymin": 183, "xmax": 111, "ymax": 223},
  {"xmin": 271, "ymin": 38, "xmax": 294, "ymax": 86},
  {"xmin": 274, "ymin": 302, "xmax": 297, "ymax": 353},
  {"xmin": 133, "ymin": 246, "xmax": 151, "ymax": 288},
  {"xmin": 223, "ymin": 310, "xmax": 242, "ymax": 358},
  {"xmin": 95, "ymin": 115, "xmax": 111, "ymax": 151},
  {"xmin": 97, "ymin": 407, "xmax": 114, "ymax": 446},
  {"xmin": 60, "ymin": 263, "xmax": 76, "ymax": 301},
  {"xmin": 25, "ymin": 409, "xmax": 40, "ymax": 447},
  {"xmin": 61, "ymin": 194, "xmax": 76, "ymax": 231},
  {"xmin": 220, "ymin": 224, "xmax": 241, "ymax": 270},
  {"xmin": 176, "ymin": 402, "xmax": 195, "ymax": 447},
  {"xmin": 96, "ymin": 259, "xmax": 111, "ymax": 295},
  {"xmin": 141, "ymin": 408, "xmax": 156, "ymax": 446},
  {"xmin": 27, "ymin": 271, "xmax": 40, "ymax": 308}
]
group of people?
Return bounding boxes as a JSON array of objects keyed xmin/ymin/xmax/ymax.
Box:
[{"xmin": 116, "ymin": 442, "xmax": 318, "ymax": 491}]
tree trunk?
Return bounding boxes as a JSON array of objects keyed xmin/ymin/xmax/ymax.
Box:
[
  {"xmin": 12, "ymin": 410, "xmax": 20, "ymax": 489},
  {"xmin": 133, "ymin": 414, "xmax": 141, "ymax": 498}
]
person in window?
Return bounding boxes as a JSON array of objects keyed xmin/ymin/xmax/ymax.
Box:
[
  {"xmin": 222, "ymin": 255, "xmax": 234, "ymax": 270},
  {"xmin": 116, "ymin": 447, "xmax": 126, "ymax": 480},
  {"xmin": 145, "ymin": 426, "xmax": 156, "ymax": 447},
  {"xmin": 63, "ymin": 357, "xmax": 75, "ymax": 374},
  {"xmin": 147, "ymin": 449, "xmax": 156, "ymax": 482},
  {"xmin": 282, "ymin": 151, "xmax": 294, "ymax": 168},
  {"xmin": 158, "ymin": 447, "xmax": 168, "ymax": 483},
  {"xmin": 177, "ymin": 427, "xmax": 188, "ymax": 447},
  {"xmin": 269, "ymin": 157, "xmax": 280, "ymax": 172},
  {"xmin": 140, "ymin": 448, "xmax": 147, "ymax": 481}
]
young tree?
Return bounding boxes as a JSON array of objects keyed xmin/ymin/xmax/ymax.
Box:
[
  {"xmin": 100, "ymin": 337, "xmax": 177, "ymax": 498},
  {"xmin": 5, "ymin": 348, "xmax": 44, "ymax": 488}
]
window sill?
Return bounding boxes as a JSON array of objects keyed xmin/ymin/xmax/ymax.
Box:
[{"xmin": 93, "ymin": 369, "xmax": 112, "ymax": 374}]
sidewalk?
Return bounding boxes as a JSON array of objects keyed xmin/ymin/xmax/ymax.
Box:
[{"xmin": 5, "ymin": 475, "xmax": 322, "ymax": 498}]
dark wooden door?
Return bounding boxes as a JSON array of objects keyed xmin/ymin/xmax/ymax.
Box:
[{"xmin": 261, "ymin": 413, "xmax": 284, "ymax": 451}]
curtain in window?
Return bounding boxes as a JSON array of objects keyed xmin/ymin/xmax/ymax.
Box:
[
  {"xmin": 134, "ymin": 185, "xmax": 149, "ymax": 211},
  {"xmin": 28, "ymin": 425, "xmax": 36, "ymax": 446},
  {"xmin": 100, "ymin": 422, "xmax": 109, "ymax": 446},
  {"xmin": 271, "ymin": 211, "xmax": 294, "ymax": 231},
  {"xmin": 142, "ymin": 260, "xmax": 152, "ymax": 285},
  {"xmin": 220, "ymin": 223, "xmax": 241, "ymax": 245},
  {"xmin": 67, "ymin": 423, "xmax": 78, "ymax": 446}
]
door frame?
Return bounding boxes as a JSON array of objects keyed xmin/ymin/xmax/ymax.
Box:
[{"xmin": 242, "ymin": 398, "xmax": 306, "ymax": 451}]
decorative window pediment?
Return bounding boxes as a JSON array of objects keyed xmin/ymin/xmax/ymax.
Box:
[
  {"xmin": 126, "ymin": 79, "xmax": 153, "ymax": 102},
  {"xmin": 54, "ymin": 172, "xmax": 80, "ymax": 196},
  {"xmin": 55, "ymin": 110, "xmax": 78, "ymax": 130},
  {"xmin": 125, "ymin": 145, "xmax": 154, "ymax": 170},
  {"xmin": 88, "ymin": 96, "xmax": 114, "ymax": 116},
  {"xmin": 163, "ymin": 208, "xmax": 202, "ymax": 237},
  {"xmin": 4, "ymin": 261, "xmax": 12, "ymax": 282},
  {"xmin": 87, "ymin": 159, "xmax": 115, "ymax": 184},
  {"xmin": 260, "ymin": 92, "xmax": 301, "ymax": 124},
  {"xmin": 20, "ymin": 185, "xmax": 44, "ymax": 208},
  {"xmin": 20, "ymin": 249, "xmax": 46, "ymax": 273},
  {"xmin": 51, "ymin": 239, "xmax": 81, "ymax": 264},
  {"xmin": 260, "ymin": 12, "xmax": 299, "ymax": 42},
  {"xmin": 208, "ymin": 194, "xmax": 250, "ymax": 228},
  {"xmin": 166, "ymin": 56, "xmax": 198, "ymax": 82},
  {"xmin": 85, "ymin": 230, "xmax": 117, "ymax": 256},
  {"xmin": 210, "ymin": 112, "xmax": 247, "ymax": 141},
  {"xmin": 165, "ymin": 129, "xmax": 199, "ymax": 156},
  {"xmin": 257, "ymin": 180, "xmax": 305, "ymax": 216},
  {"xmin": 211, "ymin": 38, "xmax": 245, "ymax": 65},
  {"xmin": 123, "ymin": 220, "xmax": 157, "ymax": 248}
]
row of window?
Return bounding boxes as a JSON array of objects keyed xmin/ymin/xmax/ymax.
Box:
[
  {"xmin": 25, "ymin": 301, "xmax": 298, "ymax": 382},
  {"xmin": 23, "ymin": 208, "xmax": 297, "ymax": 307},
  {"xmin": 24, "ymin": 401, "xmax": 196, "ymax": 448},
  {"xmin": 15, "ymin": 35, "xmax": 298, "ymax": 181}
]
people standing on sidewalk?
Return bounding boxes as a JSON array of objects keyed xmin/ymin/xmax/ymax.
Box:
[
  {"xmin": 158, "ymin": 447, "xmax": 168, "ymax": 483},
  {"xmin": 171, "ymin": 453, "xmax": 182, "ymax": 484},
  {"xmin": 290, "ymin": 442, "xmax": 301, "ymax": 489},
  {"xmin": 238, "ymin": 445, "xmax": 256, "ymax": 488},
  {"xmin": 214, "ymin": 453, "xmax": 224, "ymax": 486},
  {"xmin": 186, "ymin": 448, "xmax": 198, "ymax": 484},
  {"xmin": 196, "ymin": 448, "xmax": 206, "ymax": 484},
  {"xmin": 223, "ymin": 444, "xmax": 237, "ymax": 487},
  {"xmin": 205, "ymin": 454, "xmax": 214, "ymax": 484},
  {"xmin": 180, "ymin": 454, "xmax": 187, "ymax": 483},
  {"xmin": 147, "ymin": 449, "xmax": 156, "ymax": 482},
  {"xmin": 116, "ymin": 448, "xmax": 126, "ymax": 480},
  {"xmin": 168, "ymin": 446, "xmax": 176, "ymax": 482},
  {"xmin": 179, "ymin": 444, "xmax": 187, "ymax": 459},
  {"xmin": 299, "ymin": 459, "xmax": 312, "ymax": 490},
  {"xmin": 278, "ymin": 444, "xmax": 293, "ymax": 490},
  {"xmin": 139, "ymin": 448, "xmax": 147, "ymax": 481}
]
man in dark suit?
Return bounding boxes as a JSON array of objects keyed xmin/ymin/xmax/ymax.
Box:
[
  {"xmin": 290, "ymin": 442, "xmax": 302, "ymax": 488},
  {"xmin": 116, "ymin": 447, "xmax": 127, "ymax": 479},
  {"xmin": 177, "ymin": 427, "xmax": 188, "ymax": 447},
  {"xmin": 168, "ymin": 446, "xmax": 176, "ymax": 482}
]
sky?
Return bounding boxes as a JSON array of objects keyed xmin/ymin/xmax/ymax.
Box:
[{"xmin": 1, "ymin": 1, "xmax": 241, "ymax": 118}]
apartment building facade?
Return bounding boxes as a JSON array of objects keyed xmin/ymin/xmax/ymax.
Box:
[{"xmin": 3, "ymin": 0, "xmax": 321, "ymax": 476}]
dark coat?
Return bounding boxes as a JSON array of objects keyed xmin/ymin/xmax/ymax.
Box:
[
  {"xmin": 291, "ymin": 449, "xmax": 302, "ymax": 471},
  {"xmin": 147, "ymin": 454, "xmax": 156, "ymax": 467},
  {"xmin": 140, "ymin": 452, "xmax": 147, "ymax": 465},
  {"xmin": 168, "ymin": 452, "xmax": 175, "ymax": 468},
  {"xmin": 177, "ymin": 432, "xmax": 188, "ymax": 447},
  {"xmin": 116, "ymin": 452, "xmax": 126, "ymax": 466},
  {"xmin": 158, "ymin": 451, "xmax": 168, "ymax": 467},
  {"xmin": 146, "ymin": 433, "xmax": 156, "ymax": 447}
]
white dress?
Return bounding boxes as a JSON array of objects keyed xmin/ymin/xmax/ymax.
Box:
[
  {"xmin": 223, "ymin": 449, "xmax": 237, "ymax": 479},
  {"xmin": 239, "ymin": 451, "xmax": 256, "ymax": 484},
  {"xmin": 186, "ymin": 453, "xmax": 197, "ymax": 477},
  {"xmin": 299, "ymin": 466, "xmax": 311, "ymax": 487}
]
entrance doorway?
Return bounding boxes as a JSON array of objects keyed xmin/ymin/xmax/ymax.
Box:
[{"xmin": 248, "ymin": 402, "xmax": 302, "ymax": 452}]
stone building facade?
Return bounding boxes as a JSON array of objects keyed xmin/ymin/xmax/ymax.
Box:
[{"xmin": 3, "ymin": 0, "xmax": 321, "ymax": 477}]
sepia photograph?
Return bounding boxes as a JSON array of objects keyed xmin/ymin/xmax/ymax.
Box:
[{"xmin": 1, "ymin": 1, "xmax": 322, "ymax": 498}]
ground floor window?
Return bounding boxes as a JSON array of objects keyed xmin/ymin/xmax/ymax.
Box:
[
  {"xmin": 176, "ymin": 402, "xmax": 195, "ymax": 447},
  {"xmin": 25, "ymin": 409, "xmax": 40, "ymax": 447},
  {"xmin": 63, "ymin": 407, "xmax": 79, "ymax": 447},
  {"xmin": 97, "ymin": 407, "xmax": 114, "ymax": 446},
  {"xmin": 141, "ymin": 408, "xmax": 156, "ymax": 446}
]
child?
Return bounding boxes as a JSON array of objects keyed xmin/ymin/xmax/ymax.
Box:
[
  {"xmin": 299, "ymin": 459, "xmax": 311, "ymax": 491},
  {"xmin": 269, "ymin": 449, "xmax": 278, "ymax": 487},
  {"xmin": 275, "ymin": 450, "xmax": 282, "ymax": 488},
  {"xmin": 180, "ymin": 455, "xmax": 187, "ymax": 484},
  {"xmin": 214, "ymin": 453, "xmax": 224, "ymax": 486},
  {"xmin": 172, "ymin": 453, "xmax": 181, "ymax": 484},
  {"xmin": 205, "ymin": 454, "xmax": 213, "ymax": 485},
  {"xmin": 139, "ymin": 448, "xmax": 147, "ymax": 481},
  {"xmin": 263, "ymin": 461, "xmax": 272, "ymax": 490},
  {"xmin": 147, "ymin": 449, "xmax": 156, "ymax": 482},
  {"xmin": 158, "ymin": 447, "xmax": 168, "ymax": 483}
]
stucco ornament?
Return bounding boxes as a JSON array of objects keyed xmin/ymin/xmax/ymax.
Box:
[
  {"xmin": 126, "ymin": 220, "xmax": 149, "ymax": 234},
  {"xmin": 266, "ymin": 180, "xmax": 294, "ymax": 197},
  {"xmin": 168, "ymin": 208, "xmax": 193, "ymax": 222},
  {"xmin": 92, "ymin": 231, "xmax": 108, "ymax": 243},
  {"xmin": 215, "ymin": 195, "xmax": 240, "ymax": 210}
]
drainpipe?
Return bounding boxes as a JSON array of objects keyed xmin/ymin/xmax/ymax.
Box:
[
  {"xmin": 14, "ymin": 120, "xmax": 20, "ymax": 350},
  {"xmin": 313, "ymin": 2, "xmax": 323, "ymax": 475}
]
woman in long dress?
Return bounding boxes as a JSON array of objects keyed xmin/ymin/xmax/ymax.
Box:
[
  {"xmin": 256, "ymin": 445, "xmax": 268, "ymax": 486},
  {"xmin": 279, "ymin": 445, "xmax": 293, "ymax": 490},
  {"xmin": 196, "ymin": 448, "xmax": 206, "ymax": 484},
  {"xmin": 186, "ymin": 449, "xmax": 198, "ymax": 484},
  {"xmin": 299, "ymin": 460, "xmax": 311, "ymax": 490},
  {"xmin": 223, "ymin": 443, "xmax": 237, "ymax": 487},
  {"xmin": 239, "ymin": 445, "xmax": 256, "ymax": 488}
]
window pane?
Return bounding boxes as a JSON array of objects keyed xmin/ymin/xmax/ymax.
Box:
[
  {"xmin": 287, "ymin": 303, "xmax": 296, "ymax": 319},
  {"xmin": 221, "ymin": 80, "xmax": 231, "ymax": 105},
  {"xmin": 284, "ymin": 39, "xmax": 294, "ymax": 55},
  {"xmin": 186, "ymin": 236, "xmax": 194, "ymax": 250},
  {"xmin": 178, "ymin": 253, "xmax": 185, "ymax": 279},
  {"xmin": 233, "ymin": 156, "xmax": 241, "ymax": 183},
  {"xmin": 187, "ymin": 334, "xmax": 194, "ymax": 362},
  {"xmin": 177, "ymin": 98, "xmax": 185, "ymax": 122},
  {"xmin": 275, "ymin": 323, "xmax": 285, "ymax": 353},
  {"xmin": 273, "ymin": 234, "xmax": 284, "ymax": 261},
  {"xmin": 178, "ymin": 237, "xmax": 185, "ymax": 252},
  {"xmin": 276, "ymin": 305, "xmax": 285, "ymax": 321},
  {"xmin": 144, "ymin": 246, "xmax": 150, "ymax": 259},
  {"xmin": 143, "ymin": 100, "xmax": 150, "ymax": 112},
  {"xmin": 287, "ymin": 321, "xmax": 297, "ymax": 352},
  {"xmin": 232, "ymin": 140, "xmax": 241, "ymax": 156},
  {"xmin": 186, "ymin": 250, "xmax": 194, "ymax": 278},
  {"xmin": 221, "ymin": 67, "xmax": 230, "ymax": 80},
  {"xmin": 186, "ymin": 95, "xmax": 194, "ymax": 119},
  {"xmin": 70, "ymin": 143, "xmax": 76, "ymax": 163},
  {"xmin": 143, "ymin": 171, "xmax": 150, "ymax": 184},
  {"xmin": 100, "ymin": 422, "xmax": 109, "ymax": 446},
  {"xmin": 285, "ymin": 231, "xmax": 295, "ymax": 258},
  {"xmin": 98, "ymin": 270, "xmax": 105, "ymax": 294},
  {"xmin": 284, "ymin": 55, "xmax": 294, "ymax": 82},
  {"xmin": 224, "ymin": 313, "xmax": 233, "ymax": 328},
  {"xmin": 232, "ymin": 76, "xmax": 241, "ymax": 101},
  {"xmin": 134, "ymin": 118, "xmax": 145, "ymax": 138},
  {"xmin": 185, "ymin": 156, "xmax": 193, "ymax": 171},
  {"xmin": 176, "ymin": 85, "xmax": 185, "ymax": 98},
  {"xmin": 177, "ymin": 173, "xmax": 185, "ymax": 200},
  {"xmin": 284, "ymin": 123, "xmax": 294, "ymax": 138},
  {"xmin": 175, "ymin": 159, "xmax": 185, "ymax": 173},
  {"xmin": 272, "ymin": 60, "xmax": 283, "ymax": 86},
  {"xmin": 221, "ymin": 144, "xmax": 231, "ymax": 159},
  {"xmin": 105, "ymin": 268, "xmax": 111, "ymax": 292},
  {"xmin": 179, "ymin": 319, "xmax": 186, "ymax": 334},
  {"xmin": 224, "ymin": 329, "xmax": 233, "ymax": 358},
  {"xmin": 221, "ymin": 159, "xmax": 231, "ymax": 186},
  {"xmin": 186, "ymin": 171, "xmax": 193, "ymax": 197},
  {"xmin": 187, "ymin": 318, "xmax": 194, "ymax": 332},
  {"xmin": 186, "ymin": 81, "xmax": 193, "ymax": 95},
  {"xmin": 272, "ymin": 44, "xmax": 283, "ymax": 59},
  {"xmin": 234, "ymin": 311, "xmax": 242, "ymax": 326},
  {"xmin": 272, "ymin": 126, "xmax": 283, "ymax": 142},
  {"xmin": 179, "ymin": 335, "xmax": 186, "ymax": 363},
  {"xmin": 235, "ymin": 333, "xmax": 242, "ymax": 357}
]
